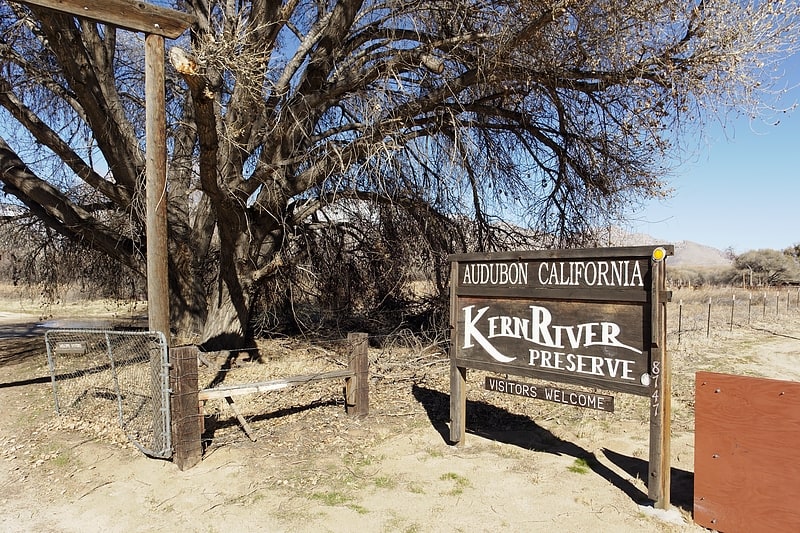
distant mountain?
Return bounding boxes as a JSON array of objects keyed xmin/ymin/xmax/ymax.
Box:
[
  {"xmin": 668, "ymin": 240, "xmax": 732, "ymax": 267},
  {"xmin": 605, "ymin": 228, "xmax": 732, "ymax": 268}
]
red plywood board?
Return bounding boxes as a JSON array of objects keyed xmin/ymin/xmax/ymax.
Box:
[{"xmin": 694, "ymin": 372, "xmax": 800, "ymax": 532}]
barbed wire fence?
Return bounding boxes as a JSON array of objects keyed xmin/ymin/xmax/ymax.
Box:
[
  {"xmin": 44, "ymin": 329, "xmax": 171, "ymax": 458},
  {"xmin": 669, "ymin": 287, "xmax": 800, "ymax": 344}
]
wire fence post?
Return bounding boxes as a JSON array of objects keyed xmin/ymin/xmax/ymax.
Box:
[
  {"xmin": 677, "ymin": 300, "xmax": 683, "ymax": 346},
  {"xmin": 346, "ymin": 332, "xmax": 369, "ymax": 417},
  {"xmin": 170, "ymin": 344, "xmax": 203, "ymax": 471},
  {"xmin": 730, "ymin": 294, "xmax": 735, "ymax": 332},
  {"xmin": 748, "ymin": 293, "xmax": 752, "ymax": 325},
  {"xmin": 707, "ymin": 298, "xmax": 712, "ymax": 338}
]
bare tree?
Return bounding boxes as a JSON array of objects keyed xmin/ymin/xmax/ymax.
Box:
[{"xmin": 1, "ymin": 0, "xmax": 798, "ymax": 347}]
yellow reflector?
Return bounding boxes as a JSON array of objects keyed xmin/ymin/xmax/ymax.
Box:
[{"xmin": 652, "ymin": 247, "xmax": 667, "ymax": 262}]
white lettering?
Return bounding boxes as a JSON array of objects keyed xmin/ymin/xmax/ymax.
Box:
[
  {"xmin": 462, "ymin": 305, "xmax": 516, "ymax": 363},
  {"xmin": 462, "ymin": 262, "xmax": 530, "ymax": 286},
  {"xmin": 464, "ymin": 303, "xmax": 642, "ymax": 381},
  {"xmin": 536, "ymin": 260, "xmax": 645, "ymax": 287},
  {"xmin": 528, "ymin": 349, "xmax": 636, "ymax": 381}
]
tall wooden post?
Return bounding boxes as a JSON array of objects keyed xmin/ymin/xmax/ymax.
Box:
[
  {"xmin": 145, "ymin": 34, "xmax": 170, "ymax": 341},
  {"xmin": 20, "ymin": 0, "xmax": 196, "ymax": 468},
  {"xmin": 648, "ymin": 257, "xmax": 672, "ymax": 508},
  {"xmin": 449, "ymin": 260, "xmax": 466, "ymax": 445},
  {"xmin": 23, "ymin": 0, "xmax": 195, "ymax": 349}
]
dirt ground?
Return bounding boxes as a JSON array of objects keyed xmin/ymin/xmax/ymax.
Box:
[{"xmin": 1, "ymin": 299, "xmax": 799, "ymax": 533}]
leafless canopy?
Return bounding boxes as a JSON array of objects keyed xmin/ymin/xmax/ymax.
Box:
[{"xmin": 1, "ymin": 0, "xmax": 798, "ymax": 342}]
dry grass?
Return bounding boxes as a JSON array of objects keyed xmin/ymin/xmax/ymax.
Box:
[{"xmin": 0, "ymin": 282, "xmax": 146, "ymax": 321}]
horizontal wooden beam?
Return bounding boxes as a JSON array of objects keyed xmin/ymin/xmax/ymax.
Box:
[
  {"xmin": 197, "ymin": 369, "xmax": 354, "ymax": 401},
  {"xmin": 21, "ymin": 0, "xmax": 195, "ymax": 39}
]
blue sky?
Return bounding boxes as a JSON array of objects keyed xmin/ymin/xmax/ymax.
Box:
[{"xmin": 630, "ymin": 57, "xmax": 800, "ymax": 254}]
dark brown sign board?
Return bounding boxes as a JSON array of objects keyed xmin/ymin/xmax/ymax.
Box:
[{"xmin": 449, "ymin": 246, "xmax": 672, "ymax": 508}]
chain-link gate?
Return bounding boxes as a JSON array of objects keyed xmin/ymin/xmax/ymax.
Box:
[{"xmin": 44, "ymin": 329, "xmax": 171, "ymax": 458}]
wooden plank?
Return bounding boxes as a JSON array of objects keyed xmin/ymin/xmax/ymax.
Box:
[
  {"xmin": 170, "ymin": 345, "xmax": 202, "ymax": 471},
  {"xmin": 454, "ymin": 357, "xmax": 650, "ymax": 397},
  {"xmin": 484, "ymin": 376, "xmax": 615, "ymax": 412},
  {"xmin": 197, "ymin": 369, "xmax": 353, "ymax": 400},
  {"xmin": 448, "ymin": 245, "xmax": 674, "ymax": 263},
  {"xmin": 695, "ymin": 372, "xmax": 800, "ymax": 532},
  {"xmin": 345, "ymin": 332, "xmax": 369, "ymax": 416},
  {"xmin": 452, "ymin": 298, "xmax": 651, "ymax": 396},
  {"xmin": 454, "ymin": 286, "xmax": 648, "ymax": 303},
  {"xmin": 21, "ymin": 0, "xmax": 195, "ymax": 38},
  {"xmin": 224, "ymin": 396, "xmax": 256, "ymax": 442}
]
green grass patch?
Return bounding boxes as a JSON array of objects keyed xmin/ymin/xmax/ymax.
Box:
[
  {"xmin": 440, "ymin": 472, "xmax": 471, "ymax": 495},
  {"xmin": 310, "ymin": 490, "xmax": 368, "ymax": 514},
  {"xmin": 311, "ymin": 491, "xmax": 351, "ymax": 506},
  {"xmin": 407, "ymin": 482, "xmax": 426, "ymax": 494},
  {"xmin": 568, "ymin": 457, "xmax": 591, "ymax": 474},
  {"xmin": 374, "ymin": 476, "xmax": 396, "ymax": 489}
]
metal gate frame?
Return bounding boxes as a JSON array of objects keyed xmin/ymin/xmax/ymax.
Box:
[{"xmin": 45, "ymin": 329, "xmax": 171, "ymax": 459}]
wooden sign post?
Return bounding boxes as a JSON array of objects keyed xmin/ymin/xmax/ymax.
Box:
[{"xmin": 449, "ymin": 245, "xmax": 673, "ymax": 508}]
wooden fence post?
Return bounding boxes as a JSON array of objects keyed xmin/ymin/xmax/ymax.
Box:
[
  {"xmin": 346, "ymin": 333, "xmax": 369, "ymax": 417},
  {"xmin": 170, "ymin": 345, "xmax": 203, "ymax": 470}
]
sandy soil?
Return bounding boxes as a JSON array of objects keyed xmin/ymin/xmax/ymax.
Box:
[{"xmin": 1, "ymin": 303, "xmax": 799, "ymax": 533}]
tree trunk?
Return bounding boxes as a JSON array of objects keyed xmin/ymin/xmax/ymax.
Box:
[
  {"xmin": 168, "ymin": 241, "xmax": 208, "ymax": 344},
  {"xmin": 200, "ymin": 294, "xmax": 249, "ymax": 351},
  {"xmin": 200, "ymin": 282, "xmax": 253, "ymax": 351},
  {"xmin": 198, "ymin": 232, "xmax": 256, "ymax": 350}
]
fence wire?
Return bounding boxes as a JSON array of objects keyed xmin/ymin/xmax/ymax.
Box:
[
  {"xmin": 668, "ymin": 287, "xmax": 800, "ymax": 342},
  {"xmin": 44, "ymin": 329, "xmax": 171, "ymax": 458}
]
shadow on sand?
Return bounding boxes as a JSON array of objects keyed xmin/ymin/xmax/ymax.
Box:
[{"xmin": 411, "ymin": 384, "xmax": 694, "ymax": 512}]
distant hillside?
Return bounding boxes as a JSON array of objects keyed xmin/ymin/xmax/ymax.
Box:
[
  {"xmin": 669, "ymin": 241, "xmax": 732, "ymax": 267},
  {"xmin": 606, "ymin": 228, "xmax": 732, "ymax": 268}
]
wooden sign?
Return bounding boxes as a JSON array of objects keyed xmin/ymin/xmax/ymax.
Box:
[
  {"xmin": 449, "ymin": 245, "xmax": 673, "ymax": 508},
  {"xmin": 460, "ymin": 298, "xmax": 648, "ymax": 395}
]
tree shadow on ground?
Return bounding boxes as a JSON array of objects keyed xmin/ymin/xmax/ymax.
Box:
[
  {"xmin": 0, "ymin": 333, "xmax": 50, "ymax": 389},
  {"xmin": 0, "ymin": 333, "xmax": 45, "ymax": 367},
  {"xmin": 411, "ymin": 384, "xmax": 694, "ymax": 513},
  {"xmin": 201, "ymin": 398, "xmax": 340, "ymax": 446}
]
